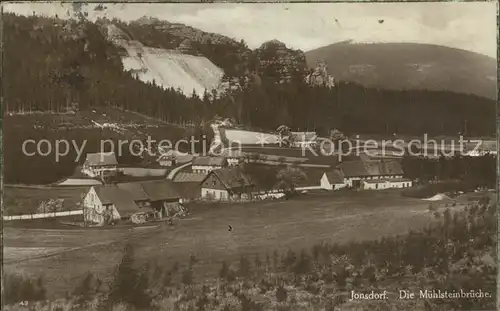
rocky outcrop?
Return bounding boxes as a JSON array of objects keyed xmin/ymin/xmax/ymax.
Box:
[
  {"xmin": 305, "ymin": 61, "xmax": 335, "ymax": 88},
  {"xmin": 253, "ymin": 40, "xmax": 308, "ymax": 84},
  {"xmin": 176, "ymin": 38, "xmax": 196, "ymax": 54},
  {"xmin": 133, "ymin": 17, "xmax": 243, "ymax": 48}
]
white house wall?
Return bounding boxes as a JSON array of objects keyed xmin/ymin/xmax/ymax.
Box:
[
  {"xmin": 296, "ymin": 185, "xmax": 323, "ymax": 191},
  {"xmin": 201, "ymin": 188, "xmax": 230, "ymax": 200},
  {"xmin": 362, "ymin": 180, "xmax": 412, "ymax": 190},
  {"xmin": 82, "ymin": 165, "xmax": 117, "ymax": 178},
  {"xmin": 386, "ymin": 181, "xmax": 412, "ymax": 188},
  {"xmin": 83, "ymin": 187, "xmax": 121, "ymax": 225},
  {"xmin": 192, "ymin": 165, "xmax": 222, "ymax": 174},
  {"xmin": 227, "ymin": 158, "xmax": 240, "ymax": 166},
  {"xmin": 320, "ymin": 175, "xmax": 333, "ymax": 190}
]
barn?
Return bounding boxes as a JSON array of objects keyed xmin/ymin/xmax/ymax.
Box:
[
  {"xmin": 81, "ymin": 152, "xmax": 118, "ymax": 178},
  {"xmin": 192, "ymin": 156, "xmax": 227, "ymax": 174},
  {"xmin": 200, "ymin": 167, "xmax": 255, "ymax": 200},
  {"xmin": 83, "ymin": 180, "xmax": 182, "ymax": 226}
]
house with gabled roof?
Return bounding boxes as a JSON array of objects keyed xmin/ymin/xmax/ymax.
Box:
[
  {"xmin": 335, "ymin": 158, "xmax": 411, "ymax": 190},
  {"xmin": 172, "ymin": 172, "xmax": 206, "ymax": 201},
  {"xmin": 192, "ymin": 156, "xmax": 227, "ymax": 174},
  {"xmin": 200, "ymin": 167, "xmax": 255, "ymax": 200},
  {"xmin": 83, "ymin": 180, "xmax": 182, "ymax": 226},
  {"xmin": 362, "ymin": 178, "xmax": 412, "ymax": 190},
  {"xmin": 81, "ymin": 152, "xmax": 118, "ymax": 178},
  {"xmin": 83, "ymin": 186, "xmax": 140, "ymax": 226},
  {"xmin": 320, "ymin": 170, "xmax": 347, "ymax": 190}
]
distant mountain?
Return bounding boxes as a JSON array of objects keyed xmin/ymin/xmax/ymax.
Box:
[{"xmin": 305, "ymin": 42, "xmax": 497, "ymax": 99}]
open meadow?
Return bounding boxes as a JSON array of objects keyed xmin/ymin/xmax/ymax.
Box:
[{"xmin": 4, "ymin": 190, "xmax": 437, "ymax": 298}]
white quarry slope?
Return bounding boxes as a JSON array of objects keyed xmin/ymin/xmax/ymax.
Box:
[{"xmin": 106, "ymin": 24, "xmax": 224, "ymax": 97}]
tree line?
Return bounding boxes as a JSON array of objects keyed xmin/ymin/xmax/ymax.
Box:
[{"xmin": 4, "ymin": 13, "xmax": 496, "ymax": 138}]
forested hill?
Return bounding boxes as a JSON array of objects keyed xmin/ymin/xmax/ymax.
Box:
[
  {"xmin": 306, "ymin": 42, "xmax": 497, "ymax": 100},
  {"xmin": 3, "ymin": 13, "xmax": 496, "ymax": 137}
]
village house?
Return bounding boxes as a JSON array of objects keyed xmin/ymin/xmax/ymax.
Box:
[
  {"xmin": 293, "ymin": 168, "xmax": 327, "ymax": 192},
  {"xmin": 336, "ymin": 159, "xmax": 412, "ymax": 190},
  {"xmin": 83, "ymin": 186, "xmax": 139, "ymax": 225},
  {"xmin": 139, "ymin": 180, "xmax": 183, "ymax": 218},
  {"xmin": 172, "ymin": 172, "xmax": 206, "ymax": 202},
  {"xmin": 200, "ymin": 167, "xmax": 255, "ymax": 200},
  {"xmin": 362, "ymin": 178, "xmax": 412, "ymax": 190},
  {"xmin": 320, "ymin": 170, "xmax": 347, "ymax": 190},
  {"xmin": 157, "ymin": 153, "xmax": 177, "ymax": 167},
  {"xmin": 290, "ymin": 132, "xmax": 318, "ymax": 149},
  {"xmin": 219, "ymin": 149, "xmax": 245, "ymax": 166},
  {"xmin": 83, "ymin": 180, "xmax": 182, "ymax": 226},
  {"xmin": 81, "ymin": 152, "xmax": 118, "ymax": 178},
  {"xmin": 192, "ymin": 156, "xmax": 227, "ymax": 174}
]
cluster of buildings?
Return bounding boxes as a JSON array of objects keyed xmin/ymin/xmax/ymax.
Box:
[
  {"xmin": 78, "ymin": 139, "xmax": 413, "ymax": 226},
  {"xmin": 83, "ymin": 180, "xmax": 185, "ymax": 226},
  {"xmin": 320, "ymin": 159, "xmax": 412, "ymax": 190}
]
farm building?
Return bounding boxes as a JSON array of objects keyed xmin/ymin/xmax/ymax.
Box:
[
  {"xmin": 192, "ymin": 156, "xmax": 227, "ymax": 174},
  {"xmin": 219, "ymin": 149, "xmax": 245, "ymax": 166},
  {"xmin": 83, "ymin": 186, "xmax": 138, "ymax": 225},
  {"xmin": 336, "ymin": 159, "xmax": 405, "ymax": 188},
  {"xmin": 200, "ymin": 167, "xmax": 255, "ymax": 200},
  {"xmin": 81, "ymin": 152, "xmax": 118, "ymax": 178},
  {"xmin": 320, "ymin": 171, "xmax": 347, "ymax": 190},
  {"xmin": 156, "ymin": 153, "xmax": 177, "ymax": 167},
  {"xmin": 362, "ymin": 178, "xmax": 412, "ymax": 190},
  {"xmin": 172, "ymin": 172, "xmax": 206, "ymax": 202},
  {"xmin": 293, "ymin": 168, "xmax": 327, "ymax": 191},
  {"xmin": 83, "ymin": 180, "xmax": 182, "ymax": 226},
  {"xmin": 290, "ymin": 132, "xmax": 318, "ymax": 148}
]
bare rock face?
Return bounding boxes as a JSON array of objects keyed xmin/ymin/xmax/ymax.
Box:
[
  {"xmin": 176, "ymin": 38, "xmax": 196, "ymax": 54},
  {"xmin": 254, "ymin": 40, "xmax": 308, "ymax": 84},
  {"xmin": 305, "ymin": 61, "xmax": 335, "ymax": 88}
]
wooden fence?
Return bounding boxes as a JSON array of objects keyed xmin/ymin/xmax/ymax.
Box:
[{"xmin": 3, "ymin": 210, "xmax": 83, "ymax": 221}]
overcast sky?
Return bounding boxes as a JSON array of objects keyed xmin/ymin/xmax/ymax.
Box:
[{"xmin": 4, "ymin": 2, "xmax": 497, "ymax": 57}]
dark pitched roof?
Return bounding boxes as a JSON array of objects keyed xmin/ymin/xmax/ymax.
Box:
[
  {"xmin": 173, "ymin": 172, "xmax": 206, "ymax": 183},
  {"xmin": 338, "ymin": 159, "xmax": 404, "ymax": 177},
  {"xmin": 84, "ymin": 152, "xmax": 118, "ymax": 166},
  {"xmin": 173, "ymin": 182, "xmax": 201, "ymax": 199},
  {"xmin": 192, "ymin": 156, "xmax": 226, "ymax": 166},
  {"xmin": 94, "ymin": 186, "xmax": 141, "ymax": 215},
  {"xmin": 117, "ymin": 182, "xmax": 149, "ymax": 201},
  {"xmin": 338, "ymin": 161, "xmax": 368, "ymax": 177},
  {"xmin": 380, "ymin": 160, "xmax": 404, "ymax": 175},
  {"xmin": 140, "ymin": 180, "xmax": 180, "ymax": 201},
  {"xmin": 364, "ymin": 161, "xmax": 382, "ymax": 175},
  {"xmin": 324, "ymin": 170, "xmax": 345, "ymax": 184},
  {"xmin": 295, "ymin": 167, "xmax": 324, "ymax": 187},
  {"xmin": 207, "ymin": 167, "xmax": 254, "ymax": 190}
]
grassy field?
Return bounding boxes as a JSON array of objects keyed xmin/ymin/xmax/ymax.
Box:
[{"xmin": 4, "ymin": 190, "xmax": 437, "ymax": 298}]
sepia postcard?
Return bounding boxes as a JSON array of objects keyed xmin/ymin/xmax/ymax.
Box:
[{"xmin": 1, "ymin": 1, "xmax": 498, "ymax": 311}]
